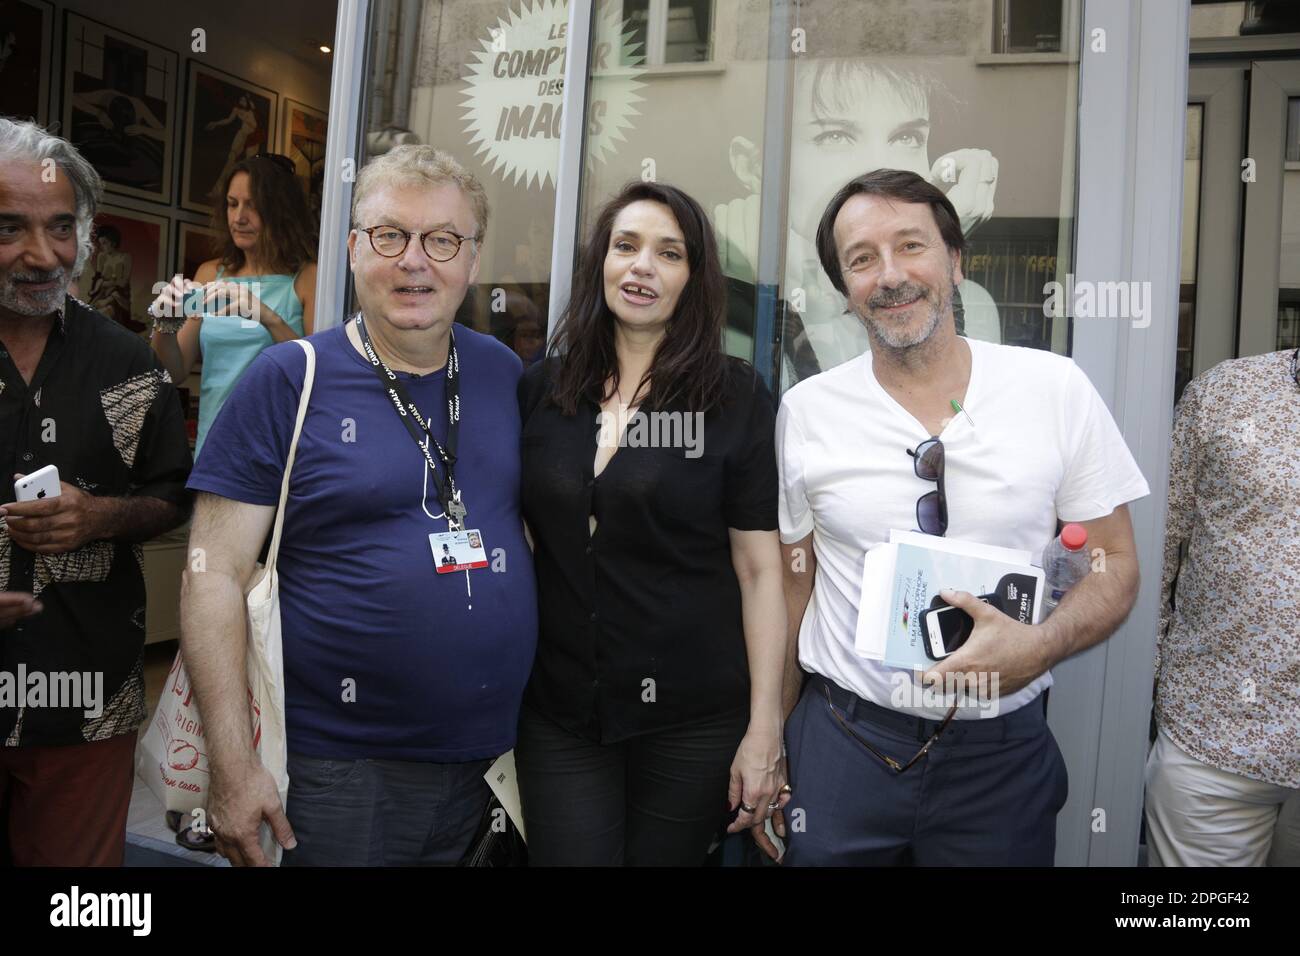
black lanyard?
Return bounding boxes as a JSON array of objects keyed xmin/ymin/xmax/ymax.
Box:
[{"xmin": 355, "ymin": 313, "xmax": 467, "ymax": 528}]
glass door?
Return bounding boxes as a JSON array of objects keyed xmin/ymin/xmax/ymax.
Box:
[
  {"xmin": 353, "ymin": 0, "xmax": 576, "ymax": 366},
  {"xmin": 573, "ymin": 0, "xmax": 1083, "ymax": 396},
  {"xmin": 1240, "ymin": 59, "xmax": 1300, "ymax": 356}
]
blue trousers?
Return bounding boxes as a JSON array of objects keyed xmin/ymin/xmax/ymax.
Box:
[
  {"xmin": 281, "ymin": 752, "xmax": 492, "ymax": 866},
  {"xmin": 783, "ymin": 677, "xmax": 1068, "ymax": 866}
]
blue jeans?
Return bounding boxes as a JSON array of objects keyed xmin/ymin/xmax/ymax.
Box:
[
  {"xmin": 281, "ymin": 752, "xmax": 493, "ymax": 866},
  {"xmin": 783, "ymin": 678, "xmax": 1068, "ymax": 866}
]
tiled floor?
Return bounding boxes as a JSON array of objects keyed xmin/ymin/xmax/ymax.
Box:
[{"xmin": 127, "ymin": 640, "xmax": 225, "ymax": 867}]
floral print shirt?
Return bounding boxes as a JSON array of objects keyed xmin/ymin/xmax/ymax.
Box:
[{"xmin": 1156, "ymin": 349, "xmax": 1300, "ymax": 788}]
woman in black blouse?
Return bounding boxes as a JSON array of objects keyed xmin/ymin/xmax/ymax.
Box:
[{"xmin": 516, "ymin": 181, "xmax": 789, "ymax": 865}]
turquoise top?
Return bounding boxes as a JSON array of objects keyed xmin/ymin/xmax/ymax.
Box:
[{"xmin": 195, "ymin": 267, "xmax": 305, "ymax": 455}]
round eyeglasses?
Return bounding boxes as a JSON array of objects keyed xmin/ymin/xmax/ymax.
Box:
[{"xmin": 359, "ymin": 225, "xmax": 478, "ymax": 263}]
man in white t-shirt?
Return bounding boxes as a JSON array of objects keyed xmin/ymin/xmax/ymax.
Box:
[{"xmin": 775, "ymin": 169, "xmax": 1149, "ymax": 865}]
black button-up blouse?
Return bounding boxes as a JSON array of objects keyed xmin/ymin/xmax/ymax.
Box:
[{"xmin": 518, "ymin": 356, "xmax": 778, "ymax": 743}]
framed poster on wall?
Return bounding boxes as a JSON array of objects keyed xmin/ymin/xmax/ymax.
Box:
[
  {"xmin": 86, "ymin": 202, "xmax": 170, "ymax": 337},
  {"xmin": 181, "ymin": 61, "xmax": 277, "ymax": 216},
  {"xmin": 174, "ymin": 219, "xmax": 223, "ymax": 282},
  {"xmin": 280, "ymin": 98, "xmax": 328, "ymax": 229},
  {"xmin": 0, "ymin": 0, "xmax": 54, "ymax": 125},
  {"xmin": 61, "ymin": 12, "xmax": 178, "ymax": 204}
]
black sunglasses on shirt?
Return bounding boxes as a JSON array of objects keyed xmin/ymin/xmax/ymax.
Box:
[
  {"xmin": 823, "ymin": 436, "xmax": 955, "ymax": 773},
  {"xmin": 906, "ymin": 437, "xmax": 948, "ymax": 537}
]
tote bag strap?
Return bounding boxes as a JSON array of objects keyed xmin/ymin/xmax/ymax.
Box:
[{"xmin": 264, "ymin": 338, "xmax": 316, "ymax": 576}]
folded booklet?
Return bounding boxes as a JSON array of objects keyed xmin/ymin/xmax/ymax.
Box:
[{"xmin": 854, "ymin": 531, "xmax": 1045, "ymax": 671}]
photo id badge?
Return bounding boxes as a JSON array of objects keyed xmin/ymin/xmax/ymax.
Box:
[{"xmin": 430, "ymin": 529, "xmax": 489, "ymax": 573}]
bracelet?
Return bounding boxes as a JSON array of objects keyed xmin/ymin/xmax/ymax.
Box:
[{"xmin": 150, "ymin": 314, "xmax": 187, "ymax": 335}]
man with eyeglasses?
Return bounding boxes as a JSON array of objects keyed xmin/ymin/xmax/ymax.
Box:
[
  {"xmin": 1144, "ymin": 348, "xmax": 1300, "ymax": 867},
  {"xmin": 182, "ymin": 145, "xmax": 537, "ymax": 866},
  {"xmin": 774, "ymin": 169, "xmax": 1149, "ymax": 865}
]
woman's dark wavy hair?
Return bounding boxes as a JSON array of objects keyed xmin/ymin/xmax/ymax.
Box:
[
  {"xmin": 547, "ymin": 181, "xmax": 728, "ymax": 415},
  {"xmin": 210, "ymin": 154, "xmax": 317, "ymax": 276}
]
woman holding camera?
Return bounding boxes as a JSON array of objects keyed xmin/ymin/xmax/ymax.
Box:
[{"xmin": 149, "ymin": 153, "xmax": 316, "ymax": 454}]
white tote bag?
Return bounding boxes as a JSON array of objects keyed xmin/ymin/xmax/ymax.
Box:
[{"xmin": 137, "ymin": 338, "xmax": 316, "ymax": 865}]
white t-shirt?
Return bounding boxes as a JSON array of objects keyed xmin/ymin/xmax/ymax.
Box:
[{"xmin": 776, "ymin": 337, "xmax": 1151, "ymax": 719}]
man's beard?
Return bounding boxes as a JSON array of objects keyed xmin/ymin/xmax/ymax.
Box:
[
  {"xmin": 858, "ymin": 271, "xmax": 955, "ymax": 352},
  {"xmin": 0, "ymin": 267, "xmax": 70, "ymax": 317}
]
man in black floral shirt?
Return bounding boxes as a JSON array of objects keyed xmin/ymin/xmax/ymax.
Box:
[{"xmin": 0, "ymin": 119, "xmax": 192, "ymax": 865}]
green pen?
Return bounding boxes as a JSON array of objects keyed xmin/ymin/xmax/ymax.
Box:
[{"xmin": 950, "ymin": 399, "xmax": 975, "ymax": 428}]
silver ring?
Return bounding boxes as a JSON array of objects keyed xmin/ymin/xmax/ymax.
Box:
[
  {"xmin": 767, "ymin": 801, "xmax": 780, "ymax": 810},
  {"xmin": 740, "ymin": 802, "xmax": 757, "ymax": 814}
]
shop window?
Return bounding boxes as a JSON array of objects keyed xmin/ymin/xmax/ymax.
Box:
[
  {"xmin": 579, "ymin": 0, "xmax": 1082, "ymax": 394},
  {"xmin": 1191, "ymin": 2, "xmax": 1300, "ymax": 38},
  {"xmin": 356, "ymin": 0, "xmax": 575, "ymax": 368},
  {"xmin": 619, "ymin": 0, "xmax": 713, "ymax": 66},
  {"xmin": 1177, "ymin": 104, "xmax": 1204, "ymax": 404},
  {"xmin": 1279, "ymin": 96, "xmax": 1300, "ymax": 350},
  {"xmin": 1287, "ymin": 96, "xmax": 1300, "ymax": 163},
  {"xmin": 993, "ymin": 0, "xmax": 1066, "ymax": 54}
]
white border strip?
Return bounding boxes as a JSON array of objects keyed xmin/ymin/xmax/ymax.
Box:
[
  {"xmin": 546, "ymin": 0, "xmax": 594, "ymax": 346},
  {"xmin": 315, "ymin": 0, "xmax": 372, "ymax": 330}
]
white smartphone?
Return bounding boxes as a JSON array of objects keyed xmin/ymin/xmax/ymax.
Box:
[
  {"xmin": 14, "ymin": 464, "xmax": 61, "ymax": 502},
  {"xmin": 924, "ymin": 605, "xmax": 975, "ymax": 660}
]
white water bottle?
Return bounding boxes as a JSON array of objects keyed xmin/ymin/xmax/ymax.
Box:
[{"xmin": 1039, "ymin": 523, "xmax": 1090, "ymax": 618}]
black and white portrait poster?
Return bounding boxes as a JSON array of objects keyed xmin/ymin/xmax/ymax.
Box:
[{"xmin": 712, "ymin": 57, "xmax": 1007, "ymax": 388}]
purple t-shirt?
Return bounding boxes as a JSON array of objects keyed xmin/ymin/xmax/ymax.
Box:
[{"xmin": 188, "ymin": 322, "xmax": 537, "ymax": 761}]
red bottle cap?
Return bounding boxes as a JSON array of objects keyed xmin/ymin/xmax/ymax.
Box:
[{"xmin": 1061, "ymin": 523, "xmax": 1088, "ymax": 551}]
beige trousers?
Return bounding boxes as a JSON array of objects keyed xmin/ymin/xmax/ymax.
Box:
[{"xmin": 1145, "ymin": 728, "xmax": 1299, "ymax": 867}]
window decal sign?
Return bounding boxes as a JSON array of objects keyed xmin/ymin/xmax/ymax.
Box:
[{"xmin": 461, "ymin": 0, "xmax": 644, "ymax": 188}]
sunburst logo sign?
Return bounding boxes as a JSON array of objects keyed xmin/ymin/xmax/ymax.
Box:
[{"xmin": 462, "ymin": 0, "xmax": 645, "ymax": 189}]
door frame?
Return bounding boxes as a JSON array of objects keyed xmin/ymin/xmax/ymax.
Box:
[
  {"xmin": 1186, "ymin": 67, "xmax": 1246, "ymax": 374},
  {"xmin": 316, "ymin": 0, "xmax": 370, "ymax": 330},
  {"xmin": 1052, "ymin": 0, "xmax": 1186, "ymax": 866},
  {"xmin": 1240, "ymin": 59, "xmax": 1300, "ymax": 356}
]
